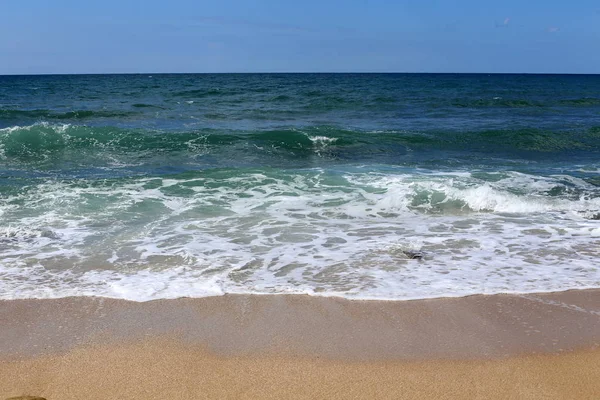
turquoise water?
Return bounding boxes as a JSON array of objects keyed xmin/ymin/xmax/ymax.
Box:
[{"xmin": 1, "ymin": 73, "xmax": 599, "ymax": 300}]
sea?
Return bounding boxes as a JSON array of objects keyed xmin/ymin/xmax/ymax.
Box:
[{"xmin": 1, "ymin": 73, "xmax": 599, "ymax": 301}]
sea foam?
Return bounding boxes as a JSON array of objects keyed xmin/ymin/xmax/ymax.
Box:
[{"xmin": 1, "ymin": 169, "xmax": 599, "ymax": 301}]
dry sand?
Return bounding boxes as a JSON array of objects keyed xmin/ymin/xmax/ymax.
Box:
[{"xmin": 1, "ymin": 290, "xmax": 599, "ymax": 399}]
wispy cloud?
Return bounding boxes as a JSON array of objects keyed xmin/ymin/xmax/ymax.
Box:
[
  {"xmin": 495, "ymin": 17, "xmax": 511, "ymax": 28},
  {"xmin": 546, "ymin": 26, "xmax": 560, "ymax": 33}
]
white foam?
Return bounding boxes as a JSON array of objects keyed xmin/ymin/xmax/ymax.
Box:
[
  {"xmin": 0, "ymin": 122, "xmax": 72, "ymax": 134},
  {"xmin": 307, "ymin": 135, "xmax": 338, "ymax": 145},
  {"xmin": 0, "ymin": 264, "xmax": 224, "ymax": 301},
  {"xmin": 1, "ymin": 170, "xmax": 599, "ymax": 301},
  {"xmin": 301, "ymin": 132, "xmax": 339, "ymax": 155}
]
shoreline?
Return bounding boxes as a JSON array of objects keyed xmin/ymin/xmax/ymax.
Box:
[
  {"xmin": 2, "ymin": 289, "xmax": 599, "ymax": 399},
  {"xmin": 2, "ymin": 288, "xmax": 600, "ymax": 360},
  {"xmin": 5, "ymin": 284, "xmax": 600, "ymax": 303}
]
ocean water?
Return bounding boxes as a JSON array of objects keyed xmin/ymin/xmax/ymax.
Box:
[{"xmin": 1, "ymin": 73, "xmax": 599, "ymax": 301}]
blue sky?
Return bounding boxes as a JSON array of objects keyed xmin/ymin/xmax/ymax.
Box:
[{"xmin": 1, "ymin": 0, "xmax": 599, "ymax": 74}]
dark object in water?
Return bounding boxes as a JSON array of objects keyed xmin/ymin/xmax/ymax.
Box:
[{"xmin": 403, "ymin": 250, "xmax": 424, "ymax": 260}]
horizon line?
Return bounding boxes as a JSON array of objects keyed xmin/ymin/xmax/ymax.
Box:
[{"xmin": 1, "ymin": 71, "xmax": 600, "ymax": 77}]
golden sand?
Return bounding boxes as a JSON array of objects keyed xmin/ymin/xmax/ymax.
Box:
[
  {"xmin": 2, "ymin": 339, "xmax": 599, "ymax": 400},
  {"xmin": 1, "ymin": 290, "xmax": 599, "ymax": 399}
]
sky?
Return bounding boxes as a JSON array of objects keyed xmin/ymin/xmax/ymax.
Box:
[{"xmin": 1, "ymin": 0, "xmax": 599, "ymax": 74}]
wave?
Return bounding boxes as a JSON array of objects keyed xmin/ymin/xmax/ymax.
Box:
[
  {"xmin": 345, "ymin": 171, "xmax": 600, "ymax": 217},
  {"xmin": 0, "ymin": 226, "xmax": 59, "ymax": 240},
  {"xmin": 1, "ymin": 169, "xmax": 599, "ymax": 301},
  {"xmin": 0, "ymin": 124, "xmax": 349, "ymax": 159},
  {"xmin": 4, "ymin": 168, "xmax": 596, "ymax": 218},
  {"xmin": 1, "ymin": 123, "xmax": 599, "ymax": 168},
  {"xmin": 0, "ymin": 109, "xmax": 137, "ymax": 120},
  {"xmin": 453, "ymin": 99, "xmax": 543, "ymax": 108},
  {"xmin": 559, "ymin": 98, "xmax": 600, "ymax": 106},
  {"xmin": 268, "ymin": 94, "xmax": 292, "ymax": 102},
  {"xmin": 451, "ymin": 97, "xmax": 600, "ymax": 108},
  {"xmin": 171, "ymin": 88, "xmax": 239, "ymax": 98},
  {"xmin": 131, "ymin": 103, "xmax": 165, "ymax": 109}
]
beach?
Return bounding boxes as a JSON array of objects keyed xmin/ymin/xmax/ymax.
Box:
[
  {"xmin": 2, "ymin": 74, "xmax": 600, "ymax": 398},
  {"xmin": 1, "ymin": 289, "xmax": 599, "ymax": 399},
  {"xmin": 3, "ymin": 0, "xmax": 600, "ymax": 393}
]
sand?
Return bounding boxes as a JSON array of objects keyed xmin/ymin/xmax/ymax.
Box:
[{"xmin": 1, "ymin": 290, "xmax": 600, "ymax": 399}]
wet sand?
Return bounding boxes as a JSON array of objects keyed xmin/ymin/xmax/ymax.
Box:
[{"xmin": 1, "ymin": 290, "xmax": 600, "ymax": 399}]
